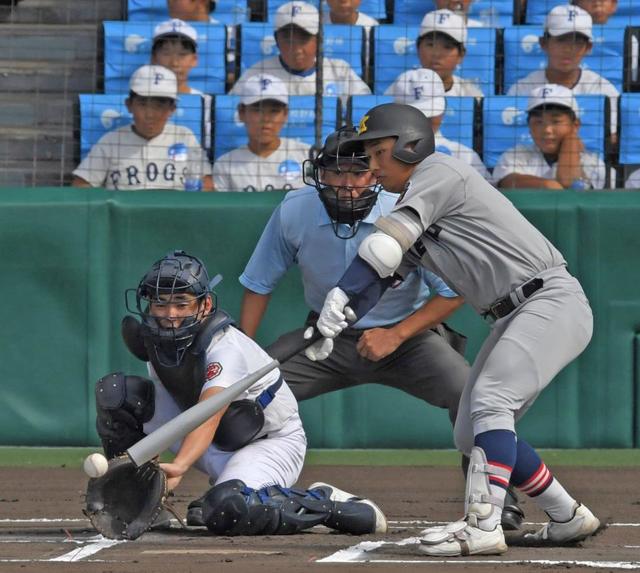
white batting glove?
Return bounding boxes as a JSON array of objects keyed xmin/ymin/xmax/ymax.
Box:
[
  {"xmin": 316, "ymin": 287, "xmax": 357, "ymax": 338},
  {"xmin": 303, "ymin": 327, "xmax": 334, "ymax": 361}
]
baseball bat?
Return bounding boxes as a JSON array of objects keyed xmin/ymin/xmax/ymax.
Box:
[{"xmin": 126, "ymin": 328, "xmax": 323, "ymax": 467}]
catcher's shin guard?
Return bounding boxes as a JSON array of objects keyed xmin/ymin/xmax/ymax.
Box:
[
  {"xmin": 202, "ymin": 480, "xmax": 330, "ymax": 535},
  {"xmin": 201, "ymin": 480, "xmax": 383, "ymax": 536}
]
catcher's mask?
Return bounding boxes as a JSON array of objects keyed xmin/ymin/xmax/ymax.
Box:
[
  {"xmin": 303, "ymin": 126, "xmax": 380, "ymax": 240},
  {"xmin": 126, "ymin": 250, "xmax": 217, "ymax": 367}
]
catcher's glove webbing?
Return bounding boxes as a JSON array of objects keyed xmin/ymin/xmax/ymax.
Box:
[{"xmin": 84, "ymin": 456, "xmax": 167, "ymax": 540}]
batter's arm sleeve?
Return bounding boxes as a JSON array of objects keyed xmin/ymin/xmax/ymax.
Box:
[{"xmin": 239, "ymin": 203, "xmax": 298, "ymax": 295}]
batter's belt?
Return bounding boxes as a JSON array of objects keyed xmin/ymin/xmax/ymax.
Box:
[{"xmin": 483, "ymin": 277, "xmax": 544, "ymax": 322}]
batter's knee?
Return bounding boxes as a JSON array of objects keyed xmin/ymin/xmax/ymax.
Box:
[{"xmin": 453, "ymin": 416, "xmax": 474, "ymax": 456}]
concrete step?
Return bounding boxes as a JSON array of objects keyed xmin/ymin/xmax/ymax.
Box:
[
  {"xmin": 0, "ymin": 0, "xmax": 123, "ymax": 24},
  {"xmin": 0, "ymin": 59, "xmax": 99, "ymax": 92},
  {"xmin": 0, "ymin": 159, "xmax": 73, "ymax": 187},
  {"xmin": 0, "ymin": 93, "xmax": 76, "ymax": 128},
  {"xmin": 0, "ymin": 24, "xmax": 98, "ymax": 62},
  {"xmin": 0, "ymin": 127, "xmax": 76, "ymax": 162}
]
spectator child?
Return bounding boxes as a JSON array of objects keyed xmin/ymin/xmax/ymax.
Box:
[
  {"xmin": 323, "ymin": 0, "xmax": 379, "ymax": 26},
  {"xmin": 167, "ymin": 0, "xmax": 219, "ymax": 23},
  {"xmin": 572, "ymin": 0, "xmax": 618, "ymax": 24},
  {"xmin": 213, "ymin": 74, "xmax": 311, "ymax": 192},
  {"xmin": 493, "ymin": 84, "xmax": 607, "ymax": 190},
  {"xmin": 151, "ymin": 19, "xmax": 201, "ymax": 95},
  {"xmin": 507, "ymin": 4, "xmax": 619, "ymax": 138},
  {"xmin": 72, "ymin": 65, "xmax": 213, "ymax": 191},
  {"xmin": 385, "ymin": 68, "xmax": 490, "ymax": 179},
  {"xmin": 415, "ymin": 9, "xmax": 483, "ymax": 97},
  {"xmin": 433, "ymin": 0, "xmax": 483, "ymax": 27},
  {"xmin": 230, "ymin": 1, "xmax": 370, "ymax": 100}
]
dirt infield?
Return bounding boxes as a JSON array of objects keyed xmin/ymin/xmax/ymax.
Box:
[{"xmin": 0, "ymin": 464, "xmax": 638, "ymax": 572}]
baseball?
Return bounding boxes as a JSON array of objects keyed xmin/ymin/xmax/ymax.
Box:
[{"xmin": 83, "ymin": 453, "xmax": 109, "ymax": 478}]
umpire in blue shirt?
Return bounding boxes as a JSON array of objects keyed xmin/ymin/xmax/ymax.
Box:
[{"xmin": 239, "ymin": 127, "xmax": 524, "ymax": 529}]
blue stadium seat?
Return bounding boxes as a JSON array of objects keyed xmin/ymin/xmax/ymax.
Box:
[
  {"xmin": 103, "ymin": 21, "xmax": 227, "ymax": 95},
  {"xmin": 238, "ymin": 22, "xmax": 365, "ymax": 79},
  {"xmin": 619, "ymin": 93, "xmax": 640, "ymax": 166},
  {"xmin": 525, "ymin": 0, "xmax": 640, "ymax": 26},
  {"xmin": 212, "ymin": 95, "xmax": 340, "ymax": 158},
  {"xmin": 372, "ymin": 25, "xmax": 496, "ymax": 95},
  {"xmin": 265, "ymin": 0, "xmax": 387, "ymax": 22},
  {"xmin": 482, "ymin": 94, "xmax": 607, "ymax": 169},
  {"xmin": 127, "ymin": 0, "xmax": 250, "ymax": 24},
  {"xmin": 503, "ymin": 25, "xmax": 624, "ymax": 93},
  {"xmin": 393, "ymin": 0, "xmax": 514, "ymax": 26},
  {"xmin": 77, "ymin": 93, "xmax": 204, "ymax": 160},
  {"xmin": 349, "ymin": 94, "xmax": 476, "ymax": 149}
]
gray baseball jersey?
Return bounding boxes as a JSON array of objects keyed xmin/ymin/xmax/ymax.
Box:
[
  {"xmin": 372, "ymin": 151, "xmax": 592, "ymax": 446},
  {"xmin": 376, "ymin": 152, "xmax": 566, "ymax": 314}
]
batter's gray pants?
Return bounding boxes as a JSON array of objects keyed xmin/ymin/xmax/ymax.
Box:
[
  {"xmin": 453, "ymin": 266, "xmax": 594, "ymax": 455},
  {"xmin": 267, "ymin": 324, "xmax": 470, "ymax": 425}
]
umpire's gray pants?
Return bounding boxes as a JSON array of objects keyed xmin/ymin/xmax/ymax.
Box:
[
  {"xmin": 267, "ymin": 325, "xmax": 469, "ymax": 425},
  {"xmin": 453, "ymin": 266, "xmax": 593, "ymax": 455}
]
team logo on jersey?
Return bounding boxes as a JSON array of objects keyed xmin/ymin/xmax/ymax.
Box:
[
  {"xmin": 278, "ymin": 159, "xmax": 302, "ymax": 182},
  {"xmin": 206, "ymin": 362, "xmax": 223, "ymax": 380},
  {"xmin": 168, "ymin": 142, "xmax": 188, "ymax": 162},
  {"xmin": 358, "ymin": 114, "xmax": 369, "ymax": 134}
]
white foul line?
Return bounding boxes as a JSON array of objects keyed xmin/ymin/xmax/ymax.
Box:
[{"xmin": 49, "ymin": 536, "xmax": 125, "ymax": 562}]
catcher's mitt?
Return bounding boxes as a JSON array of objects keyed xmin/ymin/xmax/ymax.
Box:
[{"xmin": 84, "ymin": 455, "xmax": 167, "ymax": 540}]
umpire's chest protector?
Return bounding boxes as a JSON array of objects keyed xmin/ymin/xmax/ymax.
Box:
[{"xmin": 121, "ymin": 311, "xmax": 268, "ymax": 451}]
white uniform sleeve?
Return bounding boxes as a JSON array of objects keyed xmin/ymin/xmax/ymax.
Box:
[
  {"xmin": 581, "ymin": 152, "xmax": 607, "ymax": 190},
  {"xmin": 73, "ymin": 137, "xmax": 111, "ymax": 187},
  {"xmin": 625, "ymin": 168, "xmax": 640, "ymax": 189},
  {"xmin": 492, "ymin": 146, "xmax": 532, "ymax": 184},
  {"xmin": 201, "ymin": 338, "xmax": 249, "ymax": 392},
  {"xmin": 212, "ymin": 154, "xmax": 232, "ymax": 191}
]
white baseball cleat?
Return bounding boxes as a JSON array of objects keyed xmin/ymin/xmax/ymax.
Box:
[
  {"xmin": 310, "ymin": 482, "xmax": 388, "ymax": 533},
  {"xmin": 418, "ymin": 519, "xmax": 508, "ymax": 557},
  {"xmin": 525, "ymin": 504, "xmax": 600, "ymax": 544}
]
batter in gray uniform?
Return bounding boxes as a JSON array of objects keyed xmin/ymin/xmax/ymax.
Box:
[{"xmin": 308, "ymin": 104, "xmax": 601, "ymax": 556}]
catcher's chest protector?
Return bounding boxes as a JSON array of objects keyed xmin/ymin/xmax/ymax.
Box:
[{"xmin": 123, "ymin": 311, "xmax": 235, "ymax": 410}]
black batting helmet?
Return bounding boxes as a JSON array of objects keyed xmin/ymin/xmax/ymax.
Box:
[
  {"xmin": 303, "ymin": 126, "xmax": 380, "ymax": 239},
  {"xmin": 347, "ymin": 103, "xmax": 435, "ymax": 164},
  {"xmin": 126, "ymin": 250, "xmax": 216, "ymax": 366}
]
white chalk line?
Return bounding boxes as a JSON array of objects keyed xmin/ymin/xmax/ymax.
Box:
[
  {"xmin": 388, "ymin": 520, "xmax": 640, "ymax": 528},
  {"xmin": 318, "ymin": 524, "xmax": 640, "ymax": 567}
]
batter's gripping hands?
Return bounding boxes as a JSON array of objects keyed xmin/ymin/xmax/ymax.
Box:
[{"xmin": 303, "ymin": 288, "xmax": 356, "ymax": 361}]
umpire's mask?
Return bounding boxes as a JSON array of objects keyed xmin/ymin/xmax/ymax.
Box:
[{"xmin": 303, "ymin": 126, "xmax": 380, "ymax": 240}]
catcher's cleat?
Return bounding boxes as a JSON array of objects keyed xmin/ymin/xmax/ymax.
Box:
[
  {"xmin": 309, "ymin": 482, "xmax": 388, "ymax": 534},
  {"xmin": 419, "ymin": 520, "xmax": 508, "ymax": 557},
  {"xmin": 186, "ymin": 496, "xmax": 206, "ymax": 527},
  {"xmin": 524, "ymin": 503, "xmax": 600, "ymax": 544}
]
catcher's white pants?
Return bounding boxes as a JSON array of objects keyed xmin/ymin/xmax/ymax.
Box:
[{"xmin": 144, "ymin": 381, "xmax": 307, "ymax": 489}]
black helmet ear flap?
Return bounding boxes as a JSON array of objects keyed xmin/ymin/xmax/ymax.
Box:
[{"xmin": 392, "ymin": 130, "xmax": 436, "ymax": 165}]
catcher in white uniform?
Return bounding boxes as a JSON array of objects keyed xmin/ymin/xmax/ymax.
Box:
[
  {"xmin": 94, "ymin": 250, "xmax": 387, "ymax": 536},
  {"xmin": 309, "ymin": 103, "xmax": 600, "ymax": 556},
  {"xmin": 213, "ymin": 74, "xmax": 310, "ymax": 192},
  {"xmin": 230, "ymin": 1, "xmax": 370, "ymax": 101},
  {"xmin": 72, "ymin": 65, "xmax": 213, "ymax": 191}
]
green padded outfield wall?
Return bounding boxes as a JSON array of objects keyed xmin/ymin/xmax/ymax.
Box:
[{"xmin": 0, "ymin": 188, "xmax": 639, "ymax": 448}]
